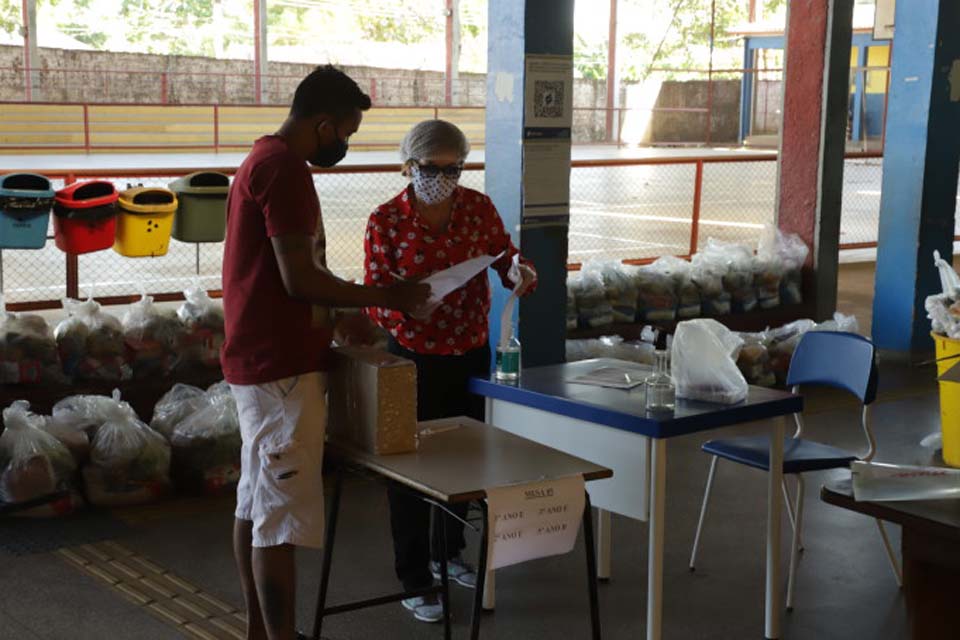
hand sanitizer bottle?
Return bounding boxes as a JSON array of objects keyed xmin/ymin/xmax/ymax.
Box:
[{"xmin": 495, "ymin": 330, "xmax": 521, "ymax": 382}]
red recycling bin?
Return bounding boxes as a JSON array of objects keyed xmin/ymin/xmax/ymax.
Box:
[{"xmin": 53, "ymin": 180, "xmax": 119, "ymax": 255}]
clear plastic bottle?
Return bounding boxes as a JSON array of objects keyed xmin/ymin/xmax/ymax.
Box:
[
  {"xmin": 495, "ymin": 331, "xmax": 521, "ymax": 382},
  {"xmin": 645, "ymin": 349, "xmax": 675, "ymax": 412}
]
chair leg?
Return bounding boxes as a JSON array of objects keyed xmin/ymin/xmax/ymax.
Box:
[
  {"xmin": 781, "ymin": 478, "xmax": 804, "ymax": 552},
  {"xmin": 785, "ymin": 475, "xmax": 805, "ymax": 612},
  {"xmin": 689, "ymin": 456, "xmax": 719, "ymax": 571},
  {"xmin": 875, "ymin": 519, "xmax": 903, "ymax": 588}
]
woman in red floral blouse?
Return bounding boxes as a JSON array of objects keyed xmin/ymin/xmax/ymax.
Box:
[{"xmin": 364, "ymin": 119, "xmax": 536, "ymax": 623}]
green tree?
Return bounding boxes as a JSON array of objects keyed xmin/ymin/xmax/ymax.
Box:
[{"xmin": 355, "ymin": 0, "xmax": 441, "ymax": 45}]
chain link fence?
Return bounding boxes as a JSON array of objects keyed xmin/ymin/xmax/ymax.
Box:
[{"xmin": 0, "ymin": 156, "xmax": 924, "ymax": 306}]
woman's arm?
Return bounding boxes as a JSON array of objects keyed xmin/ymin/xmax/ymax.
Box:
[
  {"xmin": 363, "ymin": 211, "xmax": 408, "ymax": 330},
  {"xmin": 484, "ymin": 197, "xmax": 538, "ymax": 296}
]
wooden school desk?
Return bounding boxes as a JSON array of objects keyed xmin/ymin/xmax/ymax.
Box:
[{"xmin": 312, "ymin": 417, "xmax": 613, "ymax": 640}]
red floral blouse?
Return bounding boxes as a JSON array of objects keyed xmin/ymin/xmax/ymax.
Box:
[{"xmin": 364, "ymin": 185, "xmax": 532, "ymax": 355}]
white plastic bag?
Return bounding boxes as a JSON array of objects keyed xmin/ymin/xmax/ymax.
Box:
[
  {"xmin": 573, "ymin": 268, "xmax": 614, "ymax": 328},
  {"xmin": 934, "ymin": 250, "xmax": 960, "ymax": 298},
  {"xmin": 690, "ymin": 253, "xmax": 732, "ymax": 316},
  {"xmin": 566, "ymin": 277, "xmax": 578, "ymax": 330},
  {"xmin": 0, "ymin": 401, "xmax": 76, "ymax": 505},
  {"xmin": 0, "ymin": 295, "xmax": 65, "ymax": 385},
  {"xmin": 635, "ymin": 266, "xmax": 677, "ymax": 322},
  {"xmin": 54, "ymin": 298, "xmax": 130, "ymax": 382},
  {"xmin": 672, "ymin": 319, "xmax": 748, "ymax": 404},
  {"xmin": 177, "ymin": 287, "xmax": 225, "ymax": 370},
  {"xmin": 813, "ymin": 312, "xmax": 860, "ymax": 334},
  {"xmin": 595, "ymin": 262, "xmax": 639, "ymax": 323},
  {"xmin": 650, "ymin": 256, "xmax": 700, "ymax": 318},
  {"xmin": 926, "ymin": 294, "xmax": 960, "ymax": 339},
  {"xmin": 150, "ymin": 384, "xmax": 207, "ymax": 439},
  {"xmin": 123, "ymin": 295, "xmax": 183, "ymax": 378},
  {"xmin": 701, "ymin": 239, "xmax": 757, "ymax": 313}
]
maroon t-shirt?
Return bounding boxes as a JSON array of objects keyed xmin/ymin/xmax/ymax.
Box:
[{"xmin": 221, "ymin": 135, "xmax": 332, "ymax": 385}]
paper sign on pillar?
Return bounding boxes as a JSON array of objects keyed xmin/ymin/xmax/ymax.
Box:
[{"xmin": 485, "ymin": 474, "xmax": 585, "ymax": 569}]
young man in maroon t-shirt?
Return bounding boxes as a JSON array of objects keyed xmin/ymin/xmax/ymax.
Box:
[{"xmin": 222, "ymin": 65, "xmax": 429, "ymax": 640}]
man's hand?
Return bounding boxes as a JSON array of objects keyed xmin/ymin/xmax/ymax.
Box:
[
  {"xmin": 516, "ymin": 264, "xmax": 538, "ymax": 296},
  {"xmin": 334, "ymin": 313, "xmax": 379, "ymax": 347},
  {"xmin": 382, "ymin": 280, "xmax": 432, "ymax": 314}
]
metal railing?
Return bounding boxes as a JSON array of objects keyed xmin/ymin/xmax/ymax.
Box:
[{"xmin": 0, "ymin": 152, "xmax": 899, "ymax": 311}]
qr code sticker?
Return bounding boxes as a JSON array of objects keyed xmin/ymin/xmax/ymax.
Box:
[{"xmin": 533, "ymin": 80, "xmax": 564, "ymax": 119}]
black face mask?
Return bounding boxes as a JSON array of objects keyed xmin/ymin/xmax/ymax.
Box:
[{"xmin": 309, "ymin": 124, "xmax": 348, "ymax": 168}]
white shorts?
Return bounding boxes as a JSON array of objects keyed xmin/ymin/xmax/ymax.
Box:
[{"xmin": 231, "ymin": 372, "xmax": 328, "ymax": 549}]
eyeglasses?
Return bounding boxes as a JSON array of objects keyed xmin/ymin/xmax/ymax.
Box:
[{"xmin": 416, "ymin": 163, "xmax": 463, "ymax": 178}]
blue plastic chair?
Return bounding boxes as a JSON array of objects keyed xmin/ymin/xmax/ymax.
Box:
[{"xmin": 688, "ymin": 331, "xmax": 901, "ymax": 610}]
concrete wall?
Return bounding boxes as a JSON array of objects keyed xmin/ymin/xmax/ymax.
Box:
[{"xmin": 0, "ymin": 44, "xmax": 741, "ymax": 145}]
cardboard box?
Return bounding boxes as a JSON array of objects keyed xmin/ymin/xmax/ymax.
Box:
[{"xmin": 327, "ymin": 346, "xmax": 417, "ymax": 454}]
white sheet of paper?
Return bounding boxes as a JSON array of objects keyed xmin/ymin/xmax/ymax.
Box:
[
  {"xmin": 485, "ymin": 474, "xmax": 585, "ymax": 570},
  {"xmin": 569, "ymin": 366, "xmax": 648, "ymax": 390},
  {"xmin": 423, "ymin": 252, "xmax": 504, "ymax": 305}
]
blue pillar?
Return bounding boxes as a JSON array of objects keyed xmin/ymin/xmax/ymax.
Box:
[
  {"xmin": 486, "ymin": 0, "xmax": 574, "ymax": 367},
  {"xmin": 739, "ymin": 42, "xmax": 754, "ymax": 143},
  {"xmin": 851, "ymin": 45, "xmax": 867, "ymax": 142},
  {"xmin": 872, "ymin": 0, "xmax": 960, "ymax": 353}
]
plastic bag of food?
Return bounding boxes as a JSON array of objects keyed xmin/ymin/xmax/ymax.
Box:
[
  {"xmin": 566, "ymin": 276, "xmax": 578, "ymax": 330},
  {"xmin": 55, "ymin": 298, "xmax": 131, "ymax": 382},
  {"xmin": 778, "ymin": 232, "xmax": 809, "ymax": 305},
  {"xmin": 635, "ymin": 266, "xmax": 677, "ymax": 323},
  {"xmin": 573, "ymin": 268, "xmax": 614, "ymax": 328},
  {"xmin": 672, "ymin": 319, "xmax": 748, "ymax": 404},
  {"xmin": 650, "ymin": 256, "xmax": 700, "ymax": 318},
  {"xmin": 41, "ymin": 415, "xmax": 91, "ymax": 465},
  {"xmin": 926, "ymin": 294, "xmax": 960, "ymax": 338},
  {"xmin": 766, "ymin": 319, "xmax": 817, "ymax": 385},
  {"xmin": 690, "ymin": 253, "xmax": 732, "ymax": 316},
  {"xmin": 0, "ymin": 401, "xmax": 76, "ymax": 506},
  {"xmin": 737, "ymin": 331, "xmax": 776, "ymax": 387},
  {"xmin": 78, "ymin": 390, "xmax": 171, "ymax": 507},
  {"xmin": 589, "ymin": 262, "xmax": 638, "ymax": 323},
  {"xmin": 0, "ymin": 298, "xmax": 66, "ymax": 385},
  {"xmin": 701, "ymin": 239, "xmax": 757, "ymax": 313},
  {"xmin": 177, "ymin": 287, "xmax": 225, "ymax": 371},
  {"xmin": 813, "ymin": 312, "xmax": 860, "ymax": 334},
  {"xmin": 150, "ymin": 384, "xmax": 207, "ymax": 439},
  {"xmin": 169, "ymin": 385, "xmax": 241, "ymax": 495},
  {"xmin": 123, "ymin": 295, "xmax": 183, "ymax": 378}
]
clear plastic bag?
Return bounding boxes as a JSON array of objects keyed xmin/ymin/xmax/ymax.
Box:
[
  {"xmin": 701, "ymin": 239, "xmax": 757, "ymax": 313},
  {"xmin": 164, "ymin": 382, "xmax": 242, "ymax": 494},
  {"xmin": 0, "ymin": 295, "xmax": 65, "ymax": 385},
  {"xmin": 123, "ymin": 295, "xmax": 183, "ymax": 378},
  {"xmin": 635, "ymin": 266, "xmax": 677, "ymax": 323},
  {"xmin": 672, "ymin": 319, "xmax": 748, "ymax": 404},
  {"xmin": 650, "ymin": 256, "xmax": 700, "ymax": 318},
  {"xmin": 41, "ymin": 415, "xmax": 91, "ymax": 465},
  {"xmin": 73, "ymin": 390, "xmax": 171, "ymax": 507},
  {"xmin": 934, "ymin": 250, "xmax": 960, "ymax": 298},
  {"xmin": 926, "ymin": 294, "xmax": 960, "ymax": 339},
  {"xmin": 55, "ymin": 298, "xmax": 131, "ymax": 382},
  {"xmin": 573, "ymin": 268, "xmax": 614, "ymax": 328},
  {"xmin": 736, "ymin": 331, "xmax": 776, "ymax": 387},
  {"xmin": 690, "ymin": 253, "xmax": 732, "ymax": 316},
  {"xmin": 150, "ymin": 384, "xmax": 207, "ymax": 439},
  {"xmin": 593, "ymin": 262, "xmax": 638, "ymax": 323},
  {"xmin": 0, "ymin": 401, "xmax": 76, "ymax": 505},
  {"xmin": 778, "ymin": 232, "xmax": 809, "ymax": 305},
  {"xmin": 177, "ymin": 287, "xmax": 225, "ymax": 370},
  {"xmin": 566, "ymin": 279, "xmax": 578, "ymax": 331},
  {"xmin": 813, "ymin": 312, "xmax": 860, "ymax": 334}
]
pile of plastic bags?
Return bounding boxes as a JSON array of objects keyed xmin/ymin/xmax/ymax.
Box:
[
  {"xmin": 567, "ymin": 230, "xmax": 810, "ymax": 330},
  {"xmin": 152, "ymin": 382, "xmax": 240, "ymax": 495},
  {"xmin": 51, "ymin": 390, "xmax": 171, "ymax": 507}
]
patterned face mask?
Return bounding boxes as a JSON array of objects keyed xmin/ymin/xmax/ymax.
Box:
[{"xmin": 411, "ymin": 164, "xmax": 460, "ymax": 205}]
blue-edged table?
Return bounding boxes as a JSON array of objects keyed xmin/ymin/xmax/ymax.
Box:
[{"xmin": 469, "ymin": 358, "xmax": 803, "ymax": 640}]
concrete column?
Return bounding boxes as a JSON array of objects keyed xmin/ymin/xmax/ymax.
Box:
[
  {"xmin": 21, "ymin": 0, "xmax": 40, "ymax": 101},
  {"xmin": 253, "ymin": 0, "xmax": 268, "ymax": 104},
  {"xmin": 486, "ymin": 0, "xmax": 574, "ymax": 367},
  {"xmin": 445, "ymin": 0, "xmax": 461, "ymax": 106},
  {"xmin": 775, "ymin": 0, "xmax": 854, "ymax": 320},
  {"xmin": 872, "ymin": 0, "xmax": 960, "ymax": 353}
]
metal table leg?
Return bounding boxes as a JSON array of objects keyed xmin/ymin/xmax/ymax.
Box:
[
  {"xmin": 470, "ymin": 500, "xmax": 489, "ymax": 640},
  {"xmin": 647, "ymin": 439, "xmax": 666, "ymax": 640},
  {"xmin": 765, "ymin": 417, "xmax": 785, "ymax": 639},
  {"xmin": 597, "ymin": 508, "xmax": 612, "ymax": 581},
  {"xmin": 435, "ymin": 504, "xmax": 452, "ymax": 640},
  {"xmin": 312, "ymin": 466, "xmax": 344, "ymax": 640},
  {"xmin": 583, "ymin": 492, "xmax": 603, "ymax": 639}
]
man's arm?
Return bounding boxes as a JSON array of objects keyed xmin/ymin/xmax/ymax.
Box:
[{"xmin": 271, "ymin": 234, "xmax": 429, "ymax": 313}]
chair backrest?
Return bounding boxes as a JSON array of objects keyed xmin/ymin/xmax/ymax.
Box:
[{"xmin": 786, "ymin": 331, "xmax": 879, "ymax": 405}]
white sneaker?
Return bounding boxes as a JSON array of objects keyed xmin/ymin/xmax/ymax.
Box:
[
  {"xmin": 401, "ymin": 594, "xmax": 444, "ymax": 623},
  {"xmin": 430, "ymin": 557, "xmax": 477, "ymax": 589}
]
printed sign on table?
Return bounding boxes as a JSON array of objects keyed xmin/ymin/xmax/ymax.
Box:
[{"xmin": 485, "ymin": 474, "xmax": 585, "ymax": 570}]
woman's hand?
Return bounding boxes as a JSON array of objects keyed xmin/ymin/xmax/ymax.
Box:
[{"xmin": 515, "ymin": 264, "xmax": 538, "ymax": 296}]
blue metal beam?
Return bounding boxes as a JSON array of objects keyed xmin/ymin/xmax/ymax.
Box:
[{"xmin": 872, "ymin": 0, "xmax": 960, "ymax": 353}]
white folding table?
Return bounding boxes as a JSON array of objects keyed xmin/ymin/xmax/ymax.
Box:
[{"xmin": 470, "ymin": 358, "xmax": 803, "ymax": 640}]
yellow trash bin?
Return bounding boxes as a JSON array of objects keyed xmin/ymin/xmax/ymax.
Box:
[
  {"xmin": 933, "ymin": 332, "xmax": 960, "ymax": 467},
  {"xmin": 114, "ymin": 187, "xmax": 177, "ymax": 257}
]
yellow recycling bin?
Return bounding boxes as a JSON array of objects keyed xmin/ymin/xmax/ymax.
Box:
[
  {"xmin": 933, "ymin": 332, "xmax": 960, "ymax": 467},
  {"xmin": 114, "ymin": 187, "xmax": 177, "ymax": 257}
]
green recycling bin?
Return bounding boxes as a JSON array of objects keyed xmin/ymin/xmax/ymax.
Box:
[{"xmin": 169, "ymin": 171, "xmax": 229, "ymax": 243}]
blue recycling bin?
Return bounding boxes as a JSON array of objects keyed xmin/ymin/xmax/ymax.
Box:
[{"xmin": 0, "ymin": 173, "xmax": 54, "ymax": 249}]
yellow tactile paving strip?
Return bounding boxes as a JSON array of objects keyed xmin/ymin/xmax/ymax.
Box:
[{"xmin": 57, "ymin": 541, "xmax": 247, "ymax": 640}]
